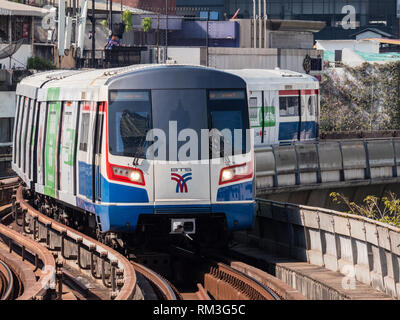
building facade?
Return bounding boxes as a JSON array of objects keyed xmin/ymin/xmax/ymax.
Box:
[{"xmin": 174, "ymin": 0, "xmax": 397, "ymax": 39}]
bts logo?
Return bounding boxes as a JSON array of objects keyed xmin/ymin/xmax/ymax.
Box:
[{"xmin": 171, "ymin": 168, "xmax": 192, "ymax": 193}]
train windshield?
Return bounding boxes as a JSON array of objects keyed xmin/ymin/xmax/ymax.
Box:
[
  {"xmin": 208, "ymin": 90, "xmax": 249, "ymax": 156},
  {"xmin": 108, "ymin": 90, "xmax": 152, "ymax": 158},
  {"xmin": 109, "ymin": 89, "xmax": 249, "ymax": 160},
  {"xmin": 152, "ymin": 89, "xmax": 208, "ymax": 160}
]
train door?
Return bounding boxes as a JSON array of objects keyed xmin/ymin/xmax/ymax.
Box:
[
  {"xmin": 25, "ymin": 99, "xmax": 35, "ymax": 182},
  {"xmin": 18, "ymin": 97, "xmax": 29, "ymax": 172},
  {"xmin": 248, "ymin": 91, "xmax": 263, "ymax": 146},
  {"xmin": 12, "ymin": 96, "xmax": 21, "ymax": 168},
  {"xmin": 77, "ymin": 102, "xmax": 96, "ymax": 202},
  {"xmin": 30, "ymin": 101, "xmax": 39, "ymax": 183},
  {"xmin": 300, "ymin": 90, "xmax": 318, "ymax": 141},
  {"xmin": 36, "ymin": 102, "xmax": 48, "ymax": 192},
  {"xmin": 299, "ymin": 90, "xmax": 308, "ymax": 141},
  {"xmin": 94, "ymin": 103, "xmax": 104, "ymax": 202},
  {"xmin": 43, "ymin": 100, "xmax": 62, "ymax": 198},
  {"xmin": 263, "ymin": 90, "xmax": 278, "ymax": 145},
  {"xmin": 59, "ymin": 101, "xmax": 79, "ymax": 203},
  {"xmin": 278, "ymin": 90, "xmax": 301, "ymax": 143}
]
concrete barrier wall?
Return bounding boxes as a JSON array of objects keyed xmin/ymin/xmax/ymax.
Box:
[
  {"xmin": 253, "ymin": 199, "xmax": 400, "ymax": 299},
  {"xmin": 255, "ymin": 138, "xmax": 400, "ymax": 194}
]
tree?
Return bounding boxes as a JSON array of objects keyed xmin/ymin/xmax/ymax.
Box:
[
  {"xmin": 141, "ymin": 17, "xmax": 152, "ymax": 45},
  {"xmin": 122, "ymin": 10, "xmax": 132, "ymax": 33},
  {"xmin": 330, "ymin": 192, "xmax": 400, "ymax": 227},
  {"xmin": 320, "ymin": 61, "xmax": 400, "ymax": 133}
]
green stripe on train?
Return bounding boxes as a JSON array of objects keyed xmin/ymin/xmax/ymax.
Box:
[{"xmin": 44, "ymin": 87, "xmax": 61, "ymax": 198}]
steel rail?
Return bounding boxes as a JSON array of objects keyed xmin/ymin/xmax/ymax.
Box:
[
  {"xmin": 0, "ymin": 260, "xmax": 13, "ymax": 300},
  {"xmin": 15, "ymin": 186, "xmax": 138, "ymax": 300},
  {"xmin": 0, "ymin": 223, "xmax": 56, "ymax": 300},
  {"xmin": 131, "ymin": 261, "xmax": 179, "ymax": 300},
  {"xmin": 195, "ymin": 283, "xmax": 211, "ymax": 300},
  {"xmin": 204, "ymin": 262, "xmax": 280, "ymax": 300}
]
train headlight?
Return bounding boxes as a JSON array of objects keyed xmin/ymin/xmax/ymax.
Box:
[
  {"xmin": 219, "ymin": 162, "xmax": 253, "ymax": 185},
  {"xmin": 109, "ymin": 165, "xmax": 145, "ymax": 186},
  {"xmin": 221, "ymin": 169, "xmax": 234, "ymax": 182},
  {"xmin": 129, "ymin": 170, "xmax": 143, "ymax": 183}
]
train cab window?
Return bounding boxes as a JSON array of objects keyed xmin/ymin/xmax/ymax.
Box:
[
  {"xmin": 108, "ymin": 90, "xmax": 152, "ymax": 158},
  {"xmin": 249, "ymin": 97, "xmax": 257, "ymax": 108},
  {"xmin": 279, "ymin": 96, "xmax": 299, "ymax": 117},
  {"xmin": 308, "ymin": 96, "xmax": 314, "ymax": 116},
  {"xmin": 152, "ymin": 89, "xmax": 207, "ymax": 161},
  {"xmin": 79, "ymin": 113, "xmax": 90, "ymax": 152},
  {"xmin": 208, "ymin": 90, "xmax": 250, "ymax": 156}
]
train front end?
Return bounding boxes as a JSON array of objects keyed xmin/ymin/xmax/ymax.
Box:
[{"xmin": 104, "ymin": 65, "xmax": 255, "ymax": 246}]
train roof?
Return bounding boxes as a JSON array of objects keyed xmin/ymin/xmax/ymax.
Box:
[
  {"xmin": 225, "ymin": 68, "xmax": 319, "ymax": 91},
  {"xmin": 16, "ymin": 64, "xmax": 247, "ymax": 102}
]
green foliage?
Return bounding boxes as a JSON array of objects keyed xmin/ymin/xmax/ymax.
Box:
[
  {"xmin": 320, "ymin": 61, "xmax": 400, "ymax": 133},
  {"xmin": 122, "ymin": 10, "xmax": 133, "ymax": 32},
  {"xmin": 27, "ymin": 56, "xmax": 56, "ymax": 71},
  {"xmin": 330, "ymin": 192, "xmax": 400, "ymax": 227},
  {"xmin": 101, "ymin": 19, "xmax": 108, "ymax": 29},
  {"xmin": 142, "ymin": 17, "xmax": 153, "ymax": 33}
]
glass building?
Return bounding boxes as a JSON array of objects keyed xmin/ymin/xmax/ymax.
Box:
[{"xmin": 175, "ymin": 0, "xmax": 398, "ymax": 39}]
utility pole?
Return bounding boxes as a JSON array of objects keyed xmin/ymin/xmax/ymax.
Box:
[
  {"xmin": 252, "ymin": 0, "xmax": 256, "ymax": 48},
  {"xmin": 206, "ymin": 11, "xmax": 209, "ymax": 67},
  {"xmin": 110, "ymin": 0, "xmax": 113, "ymax": 34},
  {"xmin": 165, "ymin": 0, "xmax": 168, "ymax": 61},
  {"xmin": 91, "ymin": 0, "xmax": 95, "ymax": 68},
  {"xmin": 157, "ymin": 13, "xmax": 160, "ymax": 63}
]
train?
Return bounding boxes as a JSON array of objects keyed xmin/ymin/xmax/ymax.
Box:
[
  {"xmin": 12, "ymin": 65, "xmax": 255, "ymax": 248},
  {"xmin": 227, "ymin": 68, "xmax": 320, "ymax": 146}
]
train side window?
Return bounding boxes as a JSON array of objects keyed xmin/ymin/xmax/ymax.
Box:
[
  {"xmin": 288, "ymin": 97, "xmax": 299, "ymax": 116},
  {"xmin": 308, "ymin": 96, "xmax": 314, "ymax": 116},
  {"xmin": 249, "ymin": 97, "xmax": 257, "ymax": 108},
  {"xmin": 79, "ymin": 113, "xmax": 90, "ymax": 152},
  {"xmin": 279, "ymin": 97, "xmax": 299, "ymax": 117},
  {"xmin": 279, "ymin": 97, "xmax": 287, "ymax": 116}
]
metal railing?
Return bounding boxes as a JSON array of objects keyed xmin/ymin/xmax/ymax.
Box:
[{"xmin": 255, "ymin": 137, "xmax": 400, "ymax": 194}]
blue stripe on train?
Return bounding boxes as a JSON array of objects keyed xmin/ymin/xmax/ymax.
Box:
[
  {"xmin": 75, "ymin": 198, "xmax": 255, "ymax": 232},
  {"xmin": 216, "ymin": 180, "xmax": 253, "ymax": 201},
  {"xmin": 78, "ymin": 161, "xmax": 149, "ymax": 203},
  {"xmin": 278, "ymin": 121, "xmax": 317, "ymax": 142}
]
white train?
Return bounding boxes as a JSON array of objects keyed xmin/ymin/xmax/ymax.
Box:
[
  {"xmin": 227, "ymin": 68, "xmax": 320, "ymax": 146},
  {"xmin": 12, "ymin": 65, "xmax": 255, "ymax": 247}
]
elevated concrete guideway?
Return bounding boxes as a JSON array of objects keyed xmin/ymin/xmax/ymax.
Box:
[
  {"xmin": 234, "ymin": 199, "xmax": 399, "ymax": 299},
  {"xmin": 255, "ymin": 137, "xmax": 400, "ymax": 197},
  {"xmin": 246, "ymin": 136, "xmax": 400, "ymax": 299}
]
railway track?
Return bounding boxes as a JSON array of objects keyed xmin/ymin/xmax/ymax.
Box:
[
  {"xmin": 165, "ymin": 247, "xmax": 305, "ymax": 300},
  {"xmin": 0, "ymin": 219, "xmax": 56, "ymax": 300},
  {"xmin": 0, "ymin": 180, "xmax": 305, "ymax": 300},
  {"xmin": 1, "ymin": 184, "xmax": 181, "ymax": 300},
  {"xmin": 0, "ymin": 260, "xmax": 15, "ymax": 300}
]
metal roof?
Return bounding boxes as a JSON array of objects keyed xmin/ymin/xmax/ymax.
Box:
[
  {"xmin": 0, "ymin": 0, "xmax": 49, "ymax": 16},
  {"xmin": 364, "ymin": 38, "xmax": 400, "ymax": 46},
  {"xmin": 225, "ymin": 68, "xmax": 318, "ymax": 91}
]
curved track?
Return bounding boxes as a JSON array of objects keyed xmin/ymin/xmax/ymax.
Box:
[
  {"xmin": 1, "ymin": 181, "xmax": 304, "ymax": 300},
  {"xmin": 0, "ymin": 260, "xmax": 14, "ymax": 300},
  {"xmin": 131, "ymin": 261, "xmax": 180, "ymax": 300},
  {"xmin": 204, "ymin": 262, "xmax": 281, "ymax": 300}
]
